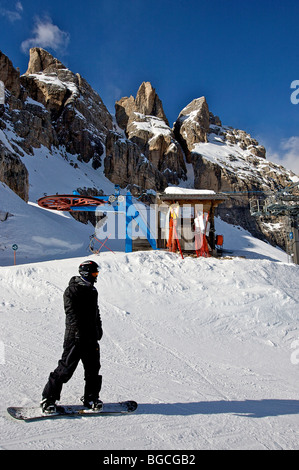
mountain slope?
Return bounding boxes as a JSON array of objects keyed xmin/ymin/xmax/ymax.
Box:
[{"xmin": 1, "ymin": 47, "xmax": 298, "ymax": 257}]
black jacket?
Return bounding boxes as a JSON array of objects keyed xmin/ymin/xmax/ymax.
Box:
[{"xmin": 63, "ymin": 276, "xmax": 103, "ymax": 347}]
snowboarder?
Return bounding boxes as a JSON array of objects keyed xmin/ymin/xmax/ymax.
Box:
[{"xmin": 40, "ymin": 260, "xmax": 103, "ymax": 413}]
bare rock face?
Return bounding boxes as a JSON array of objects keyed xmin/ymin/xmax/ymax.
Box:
[
  {"xmin": 105, "ymin": 131, "xmax": 167, "ymax": 192},
  {"xmin": 115, "ymin": 95, "xmax": 135, "ymax": 130},
  {"xmin": 0, "ymin": 143, "xmax": 28, "ymax": 201},
  {"xmin": 135, "ymin": 82, "xmax": 169, "ymax": 125},
  {"xmin": 25, "ymin": 47, "xmax": 66, "ymax": 75},
  {"xmin": 0, "ymin": 50, "xmax": 28, "ymax": 200},
  {"xmin": 0, "ymin": 50, "xmax": 21, "ymax": 99}
]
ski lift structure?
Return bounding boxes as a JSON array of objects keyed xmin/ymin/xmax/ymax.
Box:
[
  {"xmin": 37, "ymin": 185, "xmax": 157, "ymax": 253},
  {"xmin": 250, "ymin": 181, "xmax": 299, "ymax": 264},
  {"xmin": 37, "ymin": 185, "xmax": 227, "ymax": 258}
]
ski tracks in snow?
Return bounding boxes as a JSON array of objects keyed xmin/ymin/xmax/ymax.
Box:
[{"xmin": 1, "ymin": 252, "xmax": 299, "ymax": 449}]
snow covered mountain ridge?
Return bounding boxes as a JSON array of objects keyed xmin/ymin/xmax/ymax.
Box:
[{"xmin": 0, "ymin": 47, "xmax": 297, "ymax": 253}]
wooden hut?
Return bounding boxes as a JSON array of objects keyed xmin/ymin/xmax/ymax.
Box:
[{"xmin": 155, "ymin": 188, "xmax": 227, "ymax": 256}]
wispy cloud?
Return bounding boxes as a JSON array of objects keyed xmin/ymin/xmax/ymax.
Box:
[
  {"xmin": 0, "ymin": 1, "xmax": 23, "ymax": 22},
  {"xmin": 16, "ymin": 1, "xmax": 23, "ymax": 13},
  {"xmin": 268, "ymin": 136, "xmax": 299, "ymax": 176},
  {"xmin": 21, "ymin": 16, "xmax": 70, "ymax": 55}
]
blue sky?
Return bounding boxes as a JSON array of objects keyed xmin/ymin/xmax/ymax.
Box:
[{"xmin": 0, "ymin": 0, "xmax": 299, "ymax": 174}]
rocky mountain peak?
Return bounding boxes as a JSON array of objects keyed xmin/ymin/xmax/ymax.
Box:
[
  {"xmin": 135, "ymin": 81, "xmax": 169, "ymax": 125},
  {"xmin": 22, "ymin": 48, "xmax": 82, "ymax": 118},
  {"xmin": 115, "ymin": 81, "xmax": 169, "ymax": 129},
  {"xmin": 20, "ymin": 47, "xmax": 113, "ymax": 168},
  {"xmin": 106, "ymin": 81, "xmax": 186, "ymax": 192},
  {"xmin": 25, "ymin": 47, "xmax": 66, "ymax": 75}
]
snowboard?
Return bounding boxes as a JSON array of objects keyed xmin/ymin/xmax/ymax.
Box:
[{"xmin": 7, "ymin": 400, "xmax": 138, "ymax": 421}]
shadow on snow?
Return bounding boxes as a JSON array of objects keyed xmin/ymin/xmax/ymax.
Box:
[{"xmin": 137, "ymin": 399, "xmax": 299, "ymax": 418}]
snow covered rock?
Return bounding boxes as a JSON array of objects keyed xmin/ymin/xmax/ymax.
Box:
[
  {"xmin": 127, "ymin": 113, "xmax": 186, "ymax": 185},
  {"xmin": 173, "ymin": 97, "xmax": 210, "ymax": 156},
  {"xmin": 21, "ymin": 48, "xmax": 113, "ymax": 169}
]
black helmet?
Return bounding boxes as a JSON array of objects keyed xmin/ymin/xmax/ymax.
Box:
[{"xmin": 79, "ymin": 260, "xmax": 99, "ymax": 283}]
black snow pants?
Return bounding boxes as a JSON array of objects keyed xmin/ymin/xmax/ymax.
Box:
[{"xmin": 42, "ymin": 341, "xmax": 101, "ymax": 402}]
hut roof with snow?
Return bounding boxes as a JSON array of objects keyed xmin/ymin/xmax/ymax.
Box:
[{"xmin": 158, "ymin": 187, "xmax": 226, "ymax": 201}]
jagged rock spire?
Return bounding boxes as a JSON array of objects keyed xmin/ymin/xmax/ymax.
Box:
[
  {"xmin": 115, "ymin": 81, "xmax": 169, "ymax": 129},
  {"xmin": 25, "ymin": 47, "xmax": 66, "ymax": 75}
]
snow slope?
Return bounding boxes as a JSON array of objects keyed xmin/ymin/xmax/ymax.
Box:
[
  {"xmin": 0, "ymin": 181, "xmax": 95, "ymax": 266},
  {"xmin": 0, "ymin": 231, "xmax": 299, "ymax": 450},
  {"xmin": 0, "ymin": 147, "xmax": 298, "ymax": 450},
  {"xmin": 0, "ymin": 135, "xmax": 122, "ymax": 266}
]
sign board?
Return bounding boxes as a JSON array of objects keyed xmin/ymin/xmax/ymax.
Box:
[{"xmin": 12, "ymin": 244, "xmax": 18, "ymax": 251}]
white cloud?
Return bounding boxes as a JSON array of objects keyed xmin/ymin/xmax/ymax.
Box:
[
  {"xmin": 267, "ymin": 136, "xmax": 299, "ymax": 176},
  {"xmin": 21, "ymin": 16, "xmax": 70, "ymax": 55},
  {"xmin": 16, "ymin": 2, "xmax": 23, "ymax": 12},
  {"xmin": 0, "ymin": 1, "xmax": 23, "ymax": 22}
]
